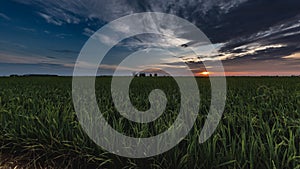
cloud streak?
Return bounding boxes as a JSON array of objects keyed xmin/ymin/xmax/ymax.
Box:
[
  {"xmin": 37, "ymin": 12, "xmax": 63, "ymax": 26},
  {"xmin": 0, "ymin": 52, "xmax": 73, "ymax": 66},
  {"xmin": 0, "ymin": 13, "xmax": 10, "ymax": 20}
]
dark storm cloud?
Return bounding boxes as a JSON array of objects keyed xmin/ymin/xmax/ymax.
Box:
[
  {"xmin": 210, "ymin": 0, "xmax": 300, "ymax": 62},
  {"xmin": 203, "ymin": 0, "xmax": 300, "ymax": 42}
]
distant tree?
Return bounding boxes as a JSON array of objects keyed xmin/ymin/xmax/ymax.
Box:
[
  {"xmin": 132, "ymin": 72, "xmax": 138, "ymax": 77},
  {"xmin": 139, "ymin": 73, "xmax": 146, "ymax": 77},
  {"xmin": 10, "ymin": 74, "xmax": 19, "ymax": 77}
]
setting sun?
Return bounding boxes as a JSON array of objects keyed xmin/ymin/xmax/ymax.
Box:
[{"xmin": 200, "ymin": 71, "xmax": 210, "ymax": 76}]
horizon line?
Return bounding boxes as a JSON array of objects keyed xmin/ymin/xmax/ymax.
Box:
[{"xmin": 1, "ymin": 74, "xmax": 300, "ymax": 78}]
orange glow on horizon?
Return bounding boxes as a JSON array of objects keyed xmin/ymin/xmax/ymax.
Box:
[
  {"xmin": 199, "ymin": 71, "xmax": 210, "ymax": 76},
  {"xmin": 193, "ymin": 71, "xmax": 299, "ymax": 77}
]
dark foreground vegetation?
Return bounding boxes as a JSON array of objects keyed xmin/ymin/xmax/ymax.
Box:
[{"xmin": 0, "ymin": 76, "xmax": 299, "ymax": 168}]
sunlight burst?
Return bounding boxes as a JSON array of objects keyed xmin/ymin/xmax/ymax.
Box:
[{"xmin": 200, "ymin": 71, "xmax": 210, "ymax": 76}]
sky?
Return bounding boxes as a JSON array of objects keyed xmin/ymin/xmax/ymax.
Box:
[{"xmin": 0, "ymin": 0, "xmax": 299, "ymax": 76}]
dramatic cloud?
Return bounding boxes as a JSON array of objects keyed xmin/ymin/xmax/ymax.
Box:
[
  {"xmin": 3, "ymin": 0, "xmax": 300, "ymax": 75},
  {"xmin": 283, "ymin": 52, "xmax": 300, "ymax": 59}
]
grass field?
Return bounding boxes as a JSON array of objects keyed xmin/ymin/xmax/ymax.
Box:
[{"xmin": 0, "ymin": 76, "xmax": 299, "ymax": 169}]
